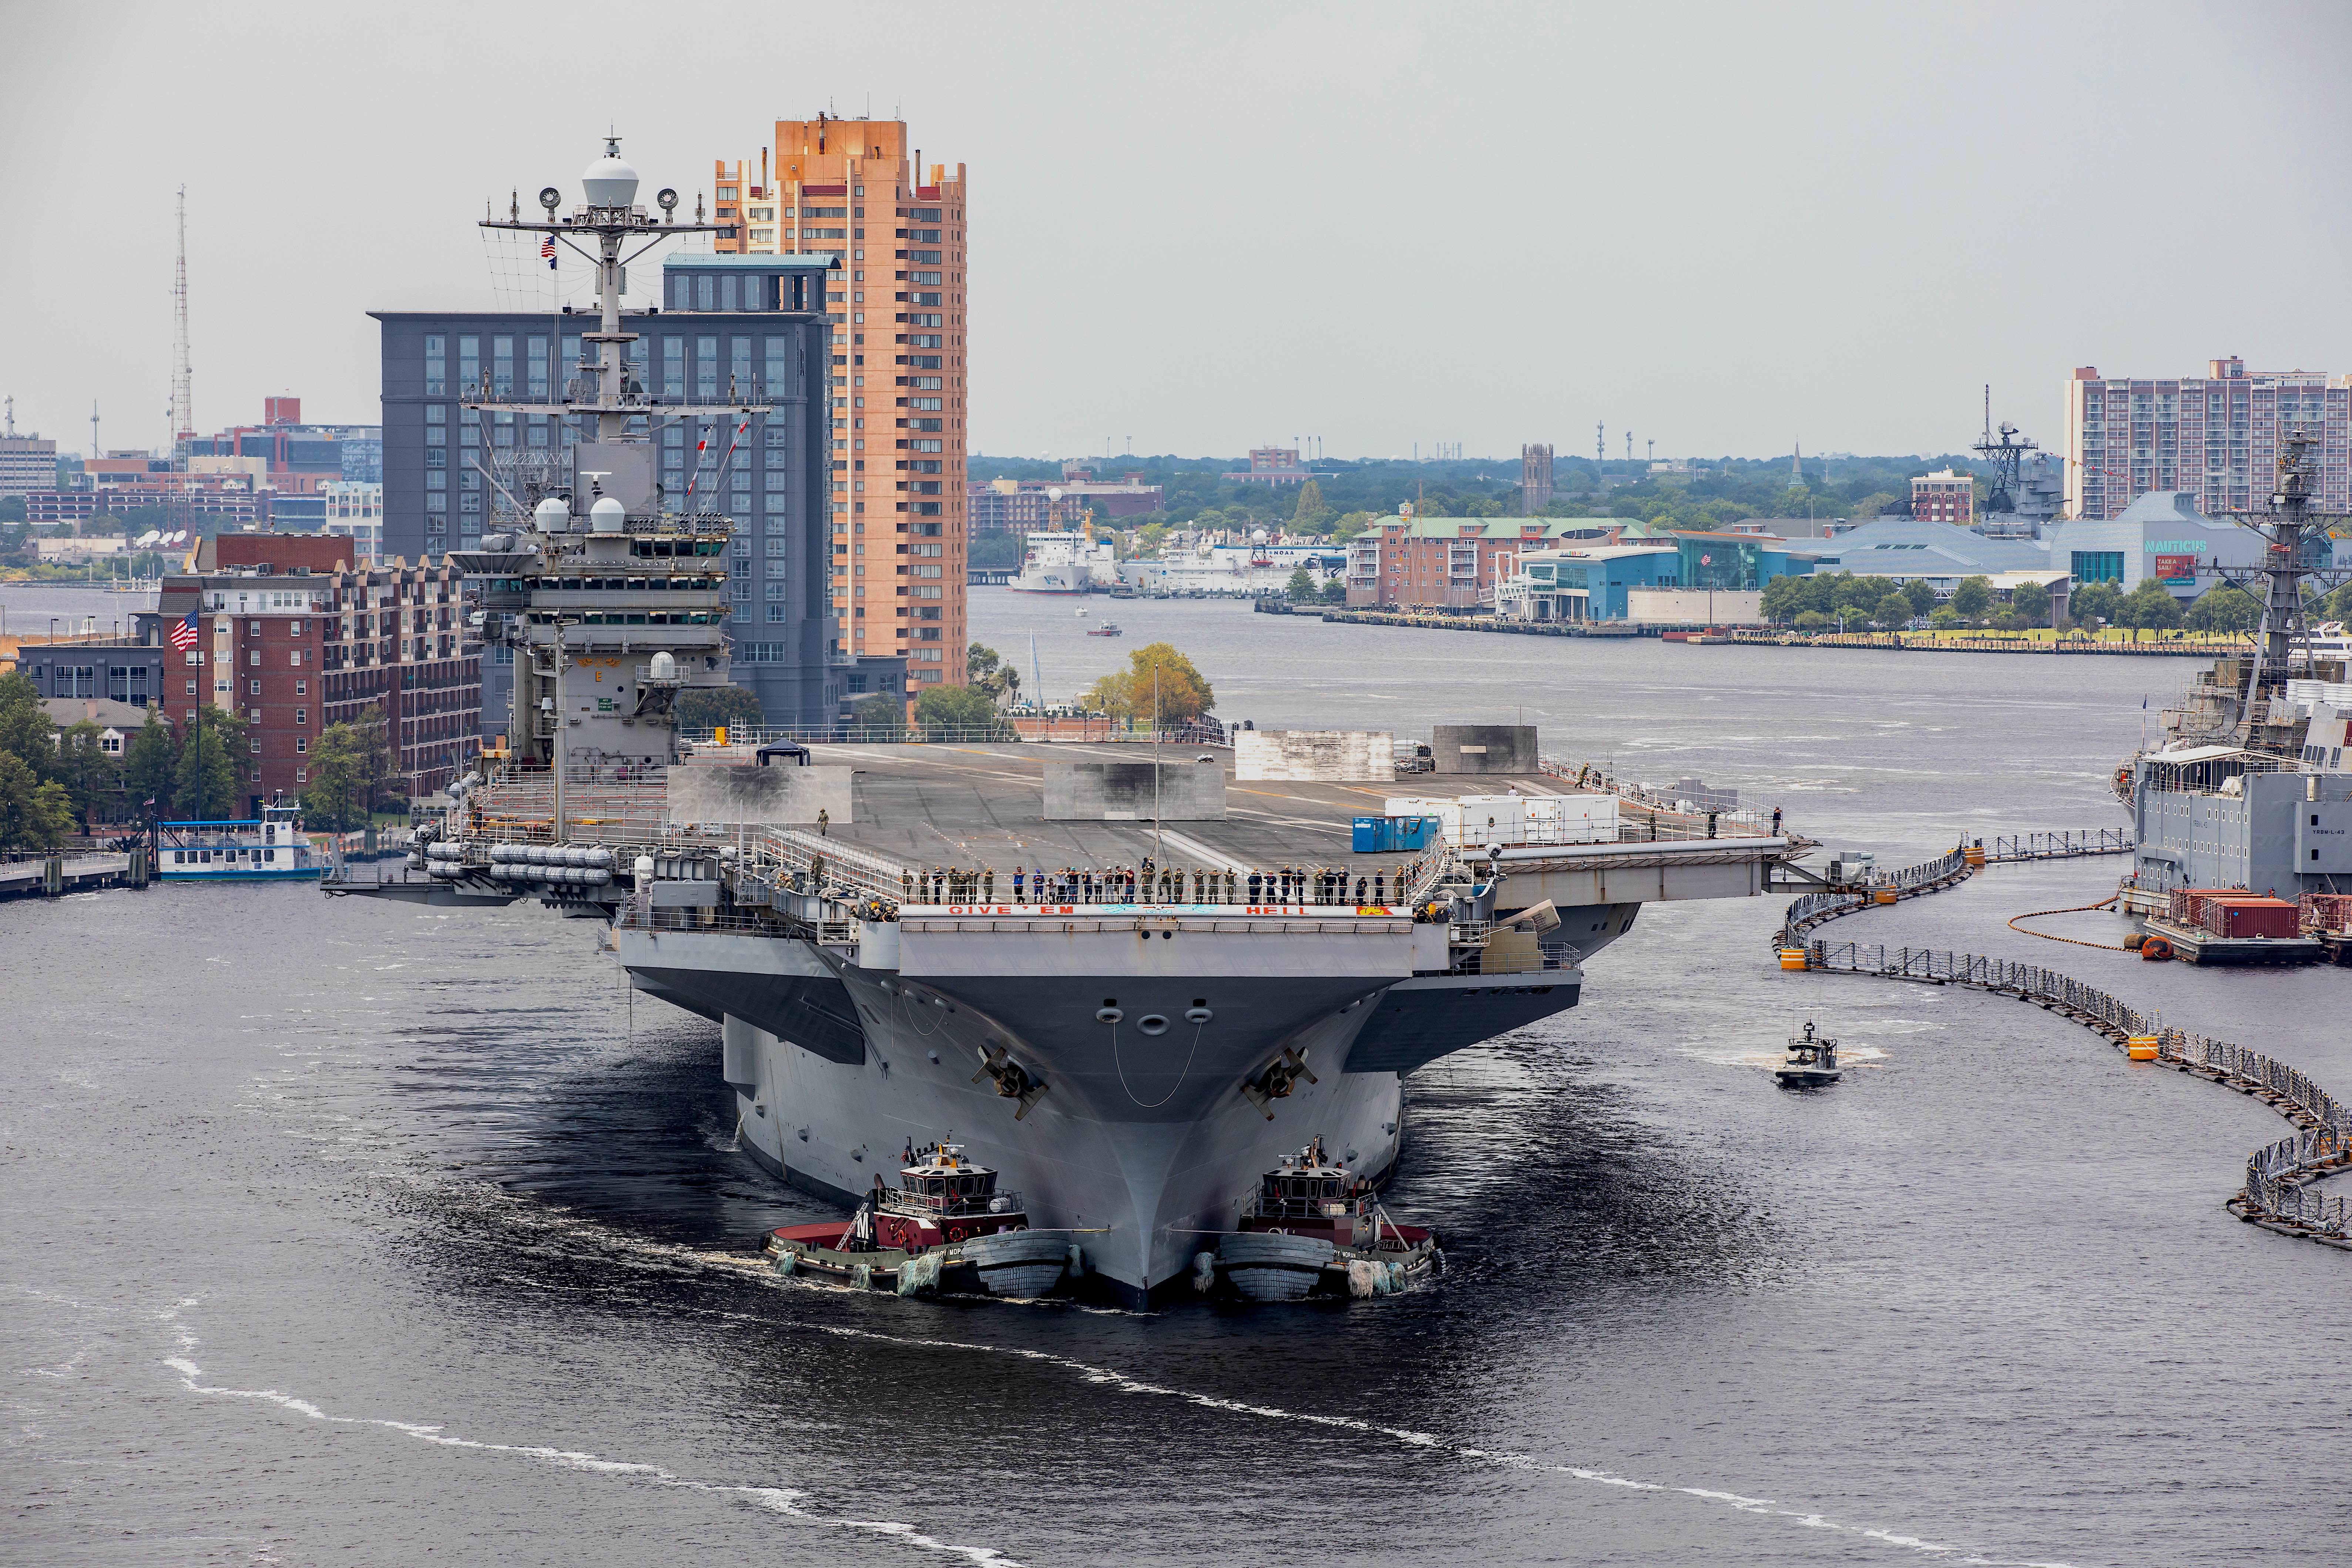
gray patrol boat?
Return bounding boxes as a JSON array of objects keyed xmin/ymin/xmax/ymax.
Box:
[{"xmin": 333, "ymin": 141, "xmax": 1799, "ymax": 1306}]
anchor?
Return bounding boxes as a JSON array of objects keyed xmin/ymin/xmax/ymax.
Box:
[
  {"xmin": 972, "ymin": 1043, "xmax": 1050, "ymax": 1120},
  {"xmin": 1239, "ymin": 1046, "xmax": 1317, "ymax": 1119}
]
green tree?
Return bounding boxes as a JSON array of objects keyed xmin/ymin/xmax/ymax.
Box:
[
  {"xmin": 1949, "ymin": 576, "xmax": 1994, "ymax": 620},
  {"xmin": 1928, "ymin": 606, "xmax": 1962, "ymax": 631},
  {"xmin": 2116, "ymin": 580, "xmax": 2183, "ymax": 641},
  {"xmin": 1331, "ymin": 510, "xmax": 1373, "ymax": 541},
  {"xmin": 913, "ymin": 682, "xmax": 1010, "ymax": 739},
  {"xmin": 1793, "ymin": 609, "xmax": 1831, "ymax": 631},
  {"xmin": 55, "ymin": 720, "xmax": 123, "ymax": 824},
  {"xmin": 1761, "ymin": 574, "xmax": 1807, "ymax": 624},
  {"xmin": 1084, "ymin": 641, "xmax": 1214, "ymax": 725},
  {"xmin": 2009, "ymin": 580, "xmax": 2051, "ymax": 628},
  {"xmin": 1284, "ymin": 565, "xmax": 1317, "ymax": 602},
  {"xmin": 0, "ymin": 672, "xmax": 56, "ymax": 784},
  {"xmin": 676, "ymin": 684, "xmax": 766, "ymax": 735},
  {"xmin": 172, "ymin": 705, "xmax": 250, "ymax": 820},
  {"xmin": 2071, "ymin": 581, "xmax": 2123, "ymax": 626},
  {"xmin": 967, "ymin": 642, "xmax": 1020, "ymax": 704},
  {"xmin": 849, "ymin": 692, "xmax": 907, "ymax": 740},
  {"xmin": 1903, "ymin": 578, "xmax": 1939, "ymax": 618},
  {"xmin": 2184, "ymin": 585, "xmax": 2260, "ymax": 633},
  {"xmin": 0, "ymin": 752, "xmax": 73, "ymax": 850},
  {"xmin": 1873, "ymin": 590, "xmax": 1915, "ymax": 628},
  {"xmin": 1291, "ymin": 479, "xmax": 1330, "ymax": 534},
  {"xmin": 299, "ymin": 722, "xmax": 366, "ymax": 831},
  {"xmin": 349, "ymin": 704, "xmax": 398, "ymax": 817},
  {"xmin": 1320, "ymin": 577, "xmax": 1348, "ymax": 604},
  {"xmin": 122, "ymin": 711, "xmax": 177, "ymax": 820}
]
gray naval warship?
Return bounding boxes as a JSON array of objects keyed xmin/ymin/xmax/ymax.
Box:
[
  {"xmin": 332, "ymin": 141, "xmax": 1800, "ymax": 1305},
  {"xmin": 2116, "ymin": 430, "xmax": 2352, "ymax": 961}
]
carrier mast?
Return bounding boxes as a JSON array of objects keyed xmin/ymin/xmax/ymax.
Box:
[{"xmin": 2210, "ymin": 429, "xmax": 2352, "ymax": 743}]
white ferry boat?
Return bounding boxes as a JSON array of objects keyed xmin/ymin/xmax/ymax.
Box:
[
  {"xmin": 160, "ymin": 805, "xmax": 326, "ymax": 882},
  {"xmin": 1009, "ymin": 530, "xmax": 1118, "ymax": 595}
]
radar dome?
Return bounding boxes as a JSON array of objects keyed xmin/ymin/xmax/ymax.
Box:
[
  {"xmin": 648, "ymin": 651, "xmax": 677, "ymax": 680},
  {"xmin": 1251, "ymin": 527, "xmax": 1269, "ymax": 544},
  {"xmin": 533, "ymin": 497, "xmax": 571, "ymax": 532},
  {"xmin": 590, "ymin": 496, "xmax": 626, "ymax": 533},
  {"xmin": 582, "ymin": 140, "xmax": 639, "ymax": 208}
]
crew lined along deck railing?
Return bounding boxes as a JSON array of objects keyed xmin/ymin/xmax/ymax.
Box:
[
  {"xmin": 1535, "ymin": 756, "xmax": 1775, "ymax": 838},
  {"xmin": 1782, "ymin": 846, "xmax": 2352, "ymax": 1249},
  {"xmin": 740, "ymin": 825, "xmax": 1463, "ymax": 914}
]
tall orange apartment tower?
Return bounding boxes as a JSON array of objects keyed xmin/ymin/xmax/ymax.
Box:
[{"xmin": 714, "ymin": 115, "xmax": 968, "ymax": 689}]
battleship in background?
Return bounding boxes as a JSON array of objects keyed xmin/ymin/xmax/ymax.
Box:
[
  {"xmin": 327, "ymin": 140, "xmax": 1802, "ymax": 1305},
  {"xmin": 2117, "ymin": 430, "xmax": 2352, "ymax": 958}
]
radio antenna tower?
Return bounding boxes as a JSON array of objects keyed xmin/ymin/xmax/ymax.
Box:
[{"xmin": 172, "ymin": 186, "xmax": 194, "ymax": 445}]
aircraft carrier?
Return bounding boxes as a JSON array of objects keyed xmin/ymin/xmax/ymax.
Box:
[{"xmin": 328, "ymin": 138, "xmax": 1800, "ymax": 1305}]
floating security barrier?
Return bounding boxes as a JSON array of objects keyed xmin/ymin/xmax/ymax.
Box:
[{"xmin": 2128, "ymin": 1034, "xmax": 2160, "ymax": 1061}]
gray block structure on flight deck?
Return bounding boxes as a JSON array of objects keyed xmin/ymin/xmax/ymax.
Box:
[
  {"xmin": 665, "ymin": 763, "xmax": 854, "ymax": 827},
  {"xmin": 1234, "ymin": 730, "xmax": 1395, "ymax": 783},
  {"xmin": 1042, "ymin": 760, "xmax": 1227, "ymax": 821},
  {"xmin": 1430, "ymin": 724, "xmax": 1540, "ymax": 775}
]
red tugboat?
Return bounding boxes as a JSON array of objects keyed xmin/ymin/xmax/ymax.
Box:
[
  {"xmin": 766, "ymin": 1143, "xmax": 1077, "ymax": 1297},
  {"xmin": 1207, "ymin": 1137, "xmax": 1441, "ymax": 1302}
]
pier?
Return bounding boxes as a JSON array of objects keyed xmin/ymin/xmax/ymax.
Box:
[
  {"xmin": 0, "ymin": 851, "xmax": 147, "ymax": 901},
  {"xmin": 1252, "ymin": 599, "xmax": 2261, "ymax": 654},
  {"xmin": 1982, "ymin": 829, "xmax": 2134, "ymax": 863},
  {"xmin": 1776, "ymin": 840, "xmax": 2351, "ymax": 1250}
]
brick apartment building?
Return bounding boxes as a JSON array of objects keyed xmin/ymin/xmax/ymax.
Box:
[
  {"xmin": 1910, "ymin": 469, "xmax": 1975, "ymax": 527},
  {"xmin": 146, "ymin": 533, "xmax": 480, "ymax": 811},
  {"xmin": 1345, "ymin": 514, "xmax": 1618, "ymax": 609},
  {"xmin": 711, "ymin": 114, "xmax": 970, "ymax": 685},
  {"xmin": 967, "ymin": 470, "xmax": 1164, "ymax": 533},
  {"xmin": 2064, "ymin": 356, "xmax": 2352, "ymax": 521}
]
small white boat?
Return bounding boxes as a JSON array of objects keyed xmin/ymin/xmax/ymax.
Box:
[
  {"xmin": 1776, "ymin": 1021, "xmax": 1841, "ymax": 1087},
  {"xmin": 159, "ymin": 804, "xmax": 324, "ymax": 882}
]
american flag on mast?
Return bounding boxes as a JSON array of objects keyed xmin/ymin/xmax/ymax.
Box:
[
  {"xmin": 169, "ymin": 611, "xmax": 199, "ymax": 651},
  {"xmin": 541, "ymin": 233, "xmax": 557, "ymax": 270}
]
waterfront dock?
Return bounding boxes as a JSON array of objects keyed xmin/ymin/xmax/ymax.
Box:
[
  {"xmin": 0, "ymin": 852, "xmax": 145, "ymax": 901},
  {"xmin": 1252, "ymin": 598, "xmax": 2255, "ymax": 656}
]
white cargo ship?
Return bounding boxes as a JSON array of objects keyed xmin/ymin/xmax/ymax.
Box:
[{"xmin": 1008, "ymin": 529, "xmax": 1119, "ymax": 594}]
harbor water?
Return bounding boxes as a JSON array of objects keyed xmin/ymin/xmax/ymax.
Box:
[{"xmin": 5, "ymin": 590, "xmax": 2345, "ymax": 1566}]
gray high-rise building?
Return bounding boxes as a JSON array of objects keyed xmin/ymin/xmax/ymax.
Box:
[{"xmin": 373, "ymin": 254, "xmax": 842, "ymax": 730}]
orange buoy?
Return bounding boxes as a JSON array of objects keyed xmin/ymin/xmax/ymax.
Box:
[{"xmin": 2140, "ymin": 936, "xmax": 2173, "ymax": 962}]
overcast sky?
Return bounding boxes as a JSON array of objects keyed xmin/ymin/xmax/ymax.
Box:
[{"xmin": 4, "ymin": 1, "xmax": 2348, "ymax": 464}]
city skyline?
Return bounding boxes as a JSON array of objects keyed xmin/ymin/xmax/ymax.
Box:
[{"xmin": 4, "ymin": 2, "xmax": 2351, "ymax": 462}]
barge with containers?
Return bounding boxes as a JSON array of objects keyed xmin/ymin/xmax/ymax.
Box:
[{"xmin": 326, "ymin": 138, "xmax": 1802, "ymax": 1306}]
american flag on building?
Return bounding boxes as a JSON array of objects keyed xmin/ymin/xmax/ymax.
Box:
[{"xmin": 169, "ymin": 611, "xmax": 199, "ymax": 651}]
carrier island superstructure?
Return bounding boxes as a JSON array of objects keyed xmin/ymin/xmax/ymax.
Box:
[{"xmin": 330, "ymin": 141, "xmax": 1802, "ymax": 1305}]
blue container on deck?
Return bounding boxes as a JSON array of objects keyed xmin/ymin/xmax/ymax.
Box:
[{"xmin": 1352, "ymin": 815, "xmax": 1439, "ymax": 853}]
